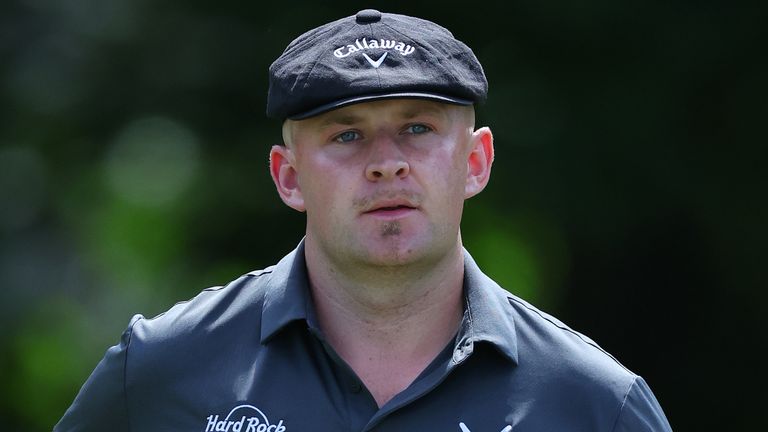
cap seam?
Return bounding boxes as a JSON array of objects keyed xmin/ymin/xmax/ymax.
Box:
[
  {"xmin": 366, "ymin": 24, "xmax": 384, "ymax": 90},
  {"xmin": 298, "ymin": 23, "xmax": 360, "ymax": 95},
  {"xmin": 380, "ymin": 21, "xmax": 465, "ymax": 92},
  {"xmin": 281, "ymin": 17, "xmax": 352, "ymax": 54}
]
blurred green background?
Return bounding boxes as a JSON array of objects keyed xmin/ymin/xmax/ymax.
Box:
[{"xmin": 1, "ymin": 0, "xmax": 766, "ymax": 430}]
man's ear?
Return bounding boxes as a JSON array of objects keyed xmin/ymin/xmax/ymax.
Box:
[
  {"xmin": 269, "ymin": 145, "xmax": 306, "ymax": 212},
  {"xmin": 465, "ymin": 127, "xmax": 494, "ymax": 199}
]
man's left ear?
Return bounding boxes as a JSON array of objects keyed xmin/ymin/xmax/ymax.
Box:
[{"xmin": 465, "ymin": 127, "xmax": 494, "ymax": 199}]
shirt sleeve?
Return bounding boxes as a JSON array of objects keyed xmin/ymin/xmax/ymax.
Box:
[
  {"xmin": 612, "ymin": 376, "xmax": 673, "ymax": 432},
  {"xmin": 54, "ymin": 315, "xmax": 143, "ymax": 432}
]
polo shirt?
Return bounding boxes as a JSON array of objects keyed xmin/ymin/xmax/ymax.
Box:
[{"xmin": 55, "ymin": 241, "xmax": 672, "ymax": 432}]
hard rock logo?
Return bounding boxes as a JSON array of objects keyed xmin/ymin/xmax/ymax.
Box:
[{"xmin": 204, "ymin": 404, "xmax": 286, "ymax": 432}]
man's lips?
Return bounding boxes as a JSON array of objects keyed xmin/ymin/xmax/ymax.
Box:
[
  {"xmin": 362, "ymin": 200, "xmax": 418, "ymax": 214},
  {"xmin": 360, "ymin": 200, "xmax": 420, "ymax": 220},
  {"xmin": 353, "ymin": 190, "xmax": 423, "ymax": 215},
  {"xmin": 365, "ymin": 205, "xmax": 415, "ymax": 215},
  {"xmin": 372, "ymin": 205, "xmax": 413, "ymax": 211},
  {"xmin": 363, "ymin": 206, "xmax": 417, "ymax": 219}
]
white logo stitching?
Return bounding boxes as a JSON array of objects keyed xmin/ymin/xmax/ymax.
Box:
[
  {"xmin": 362, "ymin": 52, "xmax": 388, "ymax": 68},
  {"xmin": 459, "ymin": 422, "xmax": 512, "ymax": 432},
  {"xmin": 333, "ymin": 37, "xmax": 416, "ymax": 60},
  {"xmin": 204, "ymin": 404, "xmax": 286, "ymax": 432}
]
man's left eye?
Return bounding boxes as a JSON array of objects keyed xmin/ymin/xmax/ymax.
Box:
[
  {"xmin": 334, "ymin": 130, "xmax": 361, "ymax": 143},
  {"xmin": 405, "ymin": 124, "xmax": 432, "ymax": 134}
]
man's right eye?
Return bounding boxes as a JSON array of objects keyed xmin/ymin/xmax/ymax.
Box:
[{"xmin": 334, "ymin": 130, "xmax": 361, "ymax": 143}]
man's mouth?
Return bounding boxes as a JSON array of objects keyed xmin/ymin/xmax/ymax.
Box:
[
  {"xmin": 369, "ymin": 205, "xmax": 414, "ymax": 212},
  {"xmin": 354, "ymin": 190, "xmax": 423, "ymax": 215},
  {"xmin": 363, "ymin": 202, "xmax": 418, "ymax": 217}
]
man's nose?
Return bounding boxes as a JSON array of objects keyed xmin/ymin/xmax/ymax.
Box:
[{"xmin": 364, "ymin": 136, "xmax": 410, "ymax": 181}]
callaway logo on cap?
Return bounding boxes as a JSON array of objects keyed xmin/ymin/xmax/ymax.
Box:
[{"xmin": 267, "ymin": 9, "xmax": 488, "ymax": 120}]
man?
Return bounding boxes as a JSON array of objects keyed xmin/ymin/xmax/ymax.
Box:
[{"xmin": 56, "ymin": 10, "xmax": 672, "ymax": 432}]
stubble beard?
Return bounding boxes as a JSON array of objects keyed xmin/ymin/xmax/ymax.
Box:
[{"xmin": 380, "ymin": 220, "xmax": 402, "ymax": 237}]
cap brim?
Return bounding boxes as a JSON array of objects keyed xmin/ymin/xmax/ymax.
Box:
[{"xmin": 288, "ymin": 92, "xmax": 474, "ymax": 120}]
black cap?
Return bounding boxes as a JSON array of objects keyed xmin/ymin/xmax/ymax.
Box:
[{"xmin": 267, "ymin": 10, "xmax": 488, "ymax": 120}]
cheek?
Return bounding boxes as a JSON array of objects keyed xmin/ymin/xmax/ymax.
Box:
[
  {"xmin": 438, "ymin": 145, "xmax": 470, "ymax": 187},
  {"xmin": 440, "ymin": 149, "xmax": 472, "ymax": 207},
  {"xmin": 297, "ymin": 158, "xmax": 354, "ymax": 209},
  {"xmin": 416, "ymin": 151, "xmax": 467, "ymax": 215}
]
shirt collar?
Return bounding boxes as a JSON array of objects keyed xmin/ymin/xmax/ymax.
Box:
[
  {"xmin": 456, "ymin": 248, "xmax": 519, "ymax": 364},
  {"xmin": 260, "ymin": 239, "xmax": 314, "ymax": 344},
  {"xmin": 260, "ymin": 241, "xmax": 519, "ymax": 365}
]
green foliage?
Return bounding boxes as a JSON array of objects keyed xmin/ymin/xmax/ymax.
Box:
[
  {"xmin": 1, "ymin": 1, "xmax": 766, "ymax": 430},
  {"xmin": 463, "ymin": 204, "xmax": 570, "ymax": 312}
]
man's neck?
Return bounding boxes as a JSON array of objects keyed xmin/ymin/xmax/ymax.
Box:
[{"xmin": 304, "ymin": 237, "xmax": 465, "ymax": 407}]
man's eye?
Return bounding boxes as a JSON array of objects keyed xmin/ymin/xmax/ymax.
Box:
[
  {"xmin": 405, "ymin": 124, "xmax": 432, "ymax": 134},
  {"xmin": 334, "ymin": 131, "xmax": 361, "ymax": 143}
]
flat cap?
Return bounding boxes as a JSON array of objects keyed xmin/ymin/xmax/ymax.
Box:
[{"xmin": 267, "ymin": 9, "xmax": 488, "ymax": 120}]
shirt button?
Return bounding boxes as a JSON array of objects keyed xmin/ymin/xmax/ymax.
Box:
[{"xmin": 350, "ymin": 381, "xmax": 363, "ymax": 393}]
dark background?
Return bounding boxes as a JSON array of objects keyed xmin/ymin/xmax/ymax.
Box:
[{"xmin": 1, "ymin": 1, "xmax": 765, "ymax": 430}]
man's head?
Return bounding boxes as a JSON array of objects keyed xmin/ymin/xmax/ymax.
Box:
[{"xmin": 267, "ymin": 10, "xmax": 494, "ymax": 270}]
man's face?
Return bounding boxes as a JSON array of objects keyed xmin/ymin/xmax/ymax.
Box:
[{"xmin": 271, "ymin": 99, "xmax": 493, "ymax": 270}]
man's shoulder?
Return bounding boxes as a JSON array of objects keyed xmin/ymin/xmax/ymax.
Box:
[
  {"xmin": 468, "ymin": 281, "xmax": 669, "ymax": 430},
  {"xmin": 466, "ymin": 253, "xmax": 638, "ymax": 392},
  {"xmin": 128, "ymin": 265, "xmax": 278, "ymax": 348},
  {"xmin": 501, "ymin": 290, "xmax": 638, "ymax": 388}
]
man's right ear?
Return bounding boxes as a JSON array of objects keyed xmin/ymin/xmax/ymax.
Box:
[{"xmin": 269, "ymin": 145, "xmax": 306, "ymax": 212}]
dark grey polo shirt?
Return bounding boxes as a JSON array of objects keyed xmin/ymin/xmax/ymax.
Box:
[{"xmin": 55, "ymin": 241, "xmax": 672, "ymax": 432}]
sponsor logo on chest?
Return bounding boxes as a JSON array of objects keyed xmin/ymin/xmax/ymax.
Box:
[{"xmin": 204, "ymin": 404, "xmax": 286, "ymax": 432}]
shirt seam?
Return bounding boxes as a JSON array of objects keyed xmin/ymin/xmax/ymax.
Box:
[
  {"xmin": 145, "ymin": 270, "xmax": 273, "ymax": 322},
  {"xmin": 465, "ymin": 291, "xmax": 475, "ymax": 342},
  {"xmin": 609, "ymin": 375, "xmax": 638, "ymax": 432},
  {"xmin": 123, "ymin": 316, "xmax": 142, "ymax": 432},
  {"xmin": 507, "ymin": 296, "xmax": 633, "ymax": 374}
]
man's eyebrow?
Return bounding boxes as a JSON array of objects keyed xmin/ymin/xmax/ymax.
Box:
[
  {"xmin": 318, "ymin": 114, "xmax": 364, "ymax": 128},
  {"xmin": 398, "ymin": 104, "xmax": 449, "ymax": 120}
]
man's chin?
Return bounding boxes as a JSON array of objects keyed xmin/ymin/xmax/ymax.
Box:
[{"xmin": 353, "ymin": 238, "xmax": 430, "ymax": 268}]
